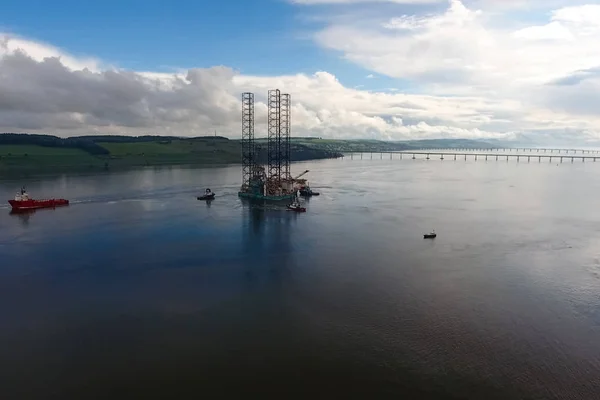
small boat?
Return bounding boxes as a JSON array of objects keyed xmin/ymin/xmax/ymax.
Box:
[
  {"xmin": 286, "ymin": 201, "xmax": 306, "ymax": 212},
  {"xmin": 197, "ymin": 188, "xmax": 215, "ymax": 200},
  {"xmin": 423, "ymin": 231, "xmax": 437, "ymax": 239},
  {"xmin": 8, "ymin": 187, "xmax": 69, "ymax": 211},
  {"xmin": 197, "ymin": 193, "xmax": 215, "ymax": 200},
  {"xmin": 299, "ymin": 187, "xmax": 320, "ymax": 196}
]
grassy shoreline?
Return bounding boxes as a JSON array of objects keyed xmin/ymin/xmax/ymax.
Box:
[{"xmin": 0, "ymin": 140, "xmax": 341, "ymax": 177}]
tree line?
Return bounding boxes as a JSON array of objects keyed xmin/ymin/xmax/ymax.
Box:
[{"xmin": 0, "ymin": 133, "xmax": 110, "ymax": 155}]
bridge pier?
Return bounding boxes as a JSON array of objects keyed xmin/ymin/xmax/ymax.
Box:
[
  {"xmin": 496, "ymin": 155, "xmax": 498, "ymax": 161},
  {"xmin": 441, "ymin": 155, "xmax": 444, "ymax": 160},
  {"xmin": 454, "ymin": 154, "xmax": 457, "ymax": 161},
  {"xmin": 412, "ymin": 154, "xmax": 415, "ymax": 159},
  {"xmin": 517, "ymin": 156, "xmax": 519, "ymax": 162},
  {"xmin": 539, "ymin": 156, "xmax": 541, "ymax": 162},
  {"xmin": 572, "ymin": 157, "xmax": 574, "ymax": 163},
  {"xmin": 390, "ymin": 153, "xmax": 392, "ymax": 160},
  {"xmin": 528, "ymin": 156, "xmax": 530, "ymax": 162},
  {"xmin": 426, "ymin": 154, "xmax": 430, "ymax": 160}
]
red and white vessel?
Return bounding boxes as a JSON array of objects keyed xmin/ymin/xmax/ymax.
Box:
[{"xmin": 8, "ymin": 187, "xmax": 69, "ymax": 211}]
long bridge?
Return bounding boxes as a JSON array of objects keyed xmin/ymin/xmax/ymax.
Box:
[
  {"xmin": 343, "ymin": 149, "xmax": 600, "ymax": 163},
  {"xmin": 406, "ymin": 148, "xmax": 600, "ymax": 154}
]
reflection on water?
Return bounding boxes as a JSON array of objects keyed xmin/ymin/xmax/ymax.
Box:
[
  {"xmin": 1, "ymin": 160, "xmax": 600, "ymax": 399},
  {"xmin": 9, "ymin": 208, "xmax": 36, "ymax": 226}
]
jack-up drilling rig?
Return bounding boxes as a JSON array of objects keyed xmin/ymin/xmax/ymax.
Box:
[{"xmin": 238, "ymin": 89, "xmax": 299, "ymax": 202}]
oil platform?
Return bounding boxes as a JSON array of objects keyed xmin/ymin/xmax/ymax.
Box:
[{"xmin": 238, "ymin": 89, "xmax": 299, "ymax": 202}]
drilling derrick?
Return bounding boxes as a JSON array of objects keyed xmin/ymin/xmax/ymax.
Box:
[
  {"xmin": 241, "ymin": 92, "xmax": 255, "ymax": 192},
  {"xmin": 267, "ymin": 89, "xmax": 282, "ymax": 196},
  {"xmin": 281, "ymin": 93, "xmax": 291, "ymax": 181}
]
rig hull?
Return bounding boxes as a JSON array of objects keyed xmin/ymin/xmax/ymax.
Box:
[{"xmin": 238, "ymin": 192, "xmax": 295, "ymax": 202}]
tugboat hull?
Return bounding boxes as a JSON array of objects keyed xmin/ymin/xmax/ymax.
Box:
[
  {"xmin": 299, "ymin": 189, "xmax": 320, "ymax": 196},
  {"xmin": 8, "ymin": 199, "xmax": 69, "ymax": 210}
]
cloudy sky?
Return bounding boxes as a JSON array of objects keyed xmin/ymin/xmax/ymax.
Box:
[{"xmin": 1, "ymin": 0, "xmax": 600, "ymax": 144}]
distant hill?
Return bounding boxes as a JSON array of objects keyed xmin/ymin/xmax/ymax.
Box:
[
  {"xmin": 0, "ymin": 133, "xmax": 342, "ymax": 175},
  {"xmin": 397, "ymin": 138, "xmax": 502, "ymax": 149},
  {"xmin": 0, "ymin": 133, "xmax": 110, "ymax": 155},
  {"xmin": 289, "ymin": 138, "xmax": 502, "ymax": 153}
]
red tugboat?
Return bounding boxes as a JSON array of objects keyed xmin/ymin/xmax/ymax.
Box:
[{"xmin": 8, "ymin": 187, "xmax": 69, "ymax": 211}]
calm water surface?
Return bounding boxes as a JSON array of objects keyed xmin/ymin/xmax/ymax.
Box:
[{"xmin": 1, "ymin": 158, "xmax": 600, "ymax": 399}]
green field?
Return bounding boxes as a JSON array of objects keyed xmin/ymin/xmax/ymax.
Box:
[
  {"xmin": 97, "ymin": 139, "xmax": 241, "ymax": 166},
  {"xmin": 0, "ymin": 137, "xmax": 341, "ymax": 176},
  {"xmin": 0, "ymin": 141, "xmax": 240, "ymax": 175},
  {"xmin": 0, "ymin": 145, "xmax": 93, "ymax": 156},
  {"xmin": 0, "ymin": 145, "xmax": 104, "ymax": 175}
]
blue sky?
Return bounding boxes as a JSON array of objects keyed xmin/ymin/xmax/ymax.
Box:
[
  {"xmin": 1, "ymin": 0, "xmax": 376, "ymax": 87},
  {"xmin": 0, "ymin": 0, "xmax": 599, "ymax": 144},
  {"xmin": 2, "ymin": 0, "xmax": 300, "ymax": 69}
]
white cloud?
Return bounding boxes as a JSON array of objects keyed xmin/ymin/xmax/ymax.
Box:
[
  {"xmin": 366, "ymin": 74, "xmax": 375, "ymax": 78},
  {"xmin": 291, "ymin": 0, "xmax": 592, "ymax": 10},
  {"xmin": 0, "ymin": 34, "xmax": 101, "ymax": 71},
  {"xmin": 291, "ymin": 0, "xmax": 440, "ymax": 4},
  {"xmin": 309, "ymin": 1, "xmax": 600, "ymax": 139},
  {"xmin": 1, "ymin": 21, "xmax": 600, "ymax": 145},
  {"xmin": 315, "ymin": 1, "xmax": 600, "ymax": 89}
]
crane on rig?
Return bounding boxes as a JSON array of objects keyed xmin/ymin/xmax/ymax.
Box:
[{"xmin": 294, "ymin": 170, "xmax": 309, "ymax": 181}]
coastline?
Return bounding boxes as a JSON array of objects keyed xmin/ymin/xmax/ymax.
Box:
[{"xmin": 0, "ymin": 156, "xmax": 340, "ymax": 179}]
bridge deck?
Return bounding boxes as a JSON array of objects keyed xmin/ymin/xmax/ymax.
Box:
[{"xmin": 343, "ymin": 151, "xmax": 600, "ymax": 161}]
